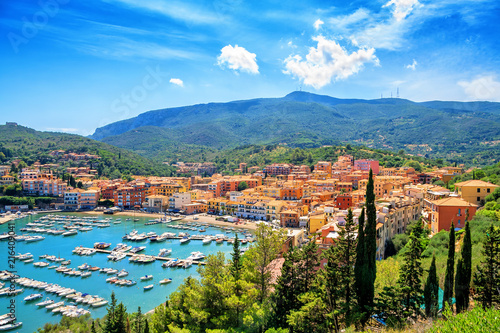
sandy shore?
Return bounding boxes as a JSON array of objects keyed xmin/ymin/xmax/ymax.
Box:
[
  {"xmin": 0, "ymin": 215, "xmax": 15, "ymax": 225},
  {"xmin": 78, "ymin": 211, "xmax": 258, "ymax": 231}
]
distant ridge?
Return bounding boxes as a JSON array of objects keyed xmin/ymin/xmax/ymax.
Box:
[{"xmin": 90, "ymin": 91, "xmax": 500, "ymax": 165}]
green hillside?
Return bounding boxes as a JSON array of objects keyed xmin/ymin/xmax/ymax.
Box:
[
  {"xmin": 0, "ymin": 125, "xmax": 175, "ymax": 178},
  {"xmin": 91, "ymin": 92, "xmax": 500, "ymax": 166}
]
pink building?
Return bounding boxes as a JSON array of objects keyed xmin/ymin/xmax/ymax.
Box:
[{"xmin": 354, "ymin": 159, "xmax": 379, "ymax": 174}]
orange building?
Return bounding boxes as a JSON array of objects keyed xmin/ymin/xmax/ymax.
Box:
[
  {"xmin": 114, "ymin": 186, "xmax": 147, "ymax": 209},
  {"xmin": 280, "ymin": 210, "xmax": 300, "ymax": 228},
  {"xmin": 335, "ymin": 194, "xmax": 353, "ymax": 210},
  {"xmin": 314, "ymin": 161, "xmax": 332, "ymax": 174},
  {"xmin": 281, "ymin": 187, "xmax": 303, "ymax": 200},
  {"xmin": 426, "ymin": 197, "xmax": 477, "ymax": 234}
]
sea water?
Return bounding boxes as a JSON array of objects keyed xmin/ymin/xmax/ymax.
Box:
[{"xmin": 0, "ymin": 213, "xmax": 243, "ymax": 332}]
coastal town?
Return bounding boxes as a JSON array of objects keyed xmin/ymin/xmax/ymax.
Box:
[{"xmin": 2, "ymin": 152, "xmax": 497, "ymax": 260}]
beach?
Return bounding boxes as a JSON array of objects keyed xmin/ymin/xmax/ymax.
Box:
[
  {"xmin": 79, "ymin": 211, "xmax": 258, "ymax": 230},
  {"xmin": 0, "ymin": 215, "xmax": 14, "ymax": 225}
]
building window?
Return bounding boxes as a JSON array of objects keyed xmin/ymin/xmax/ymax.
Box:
[
  {"xmin": 477, "ymin": 188, "xmax": 481, "ymax": 193},
  {"xmin": 458, "ymin": 219, "xmax": 461, "ymax": 226},
  {"xmin": 487, "ymin": 188, "xmax": 491, "ymax": 193},
  {"xmin": 477, "ymin": 197, "xmax": 481, "ymax": 202}
]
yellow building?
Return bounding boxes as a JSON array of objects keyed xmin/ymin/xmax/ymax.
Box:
[
  {"xmin": 308, "ymin": 212, "xmax": 327, "ymax": 233},
  {"xmin": 207, "ymin": 198, "xmax": 229, "ymax": 214},
  {"xmin": 170, "ymin": 177, "xmax": 191, "ymax": 190},
  {"xmin": 266, "ymin": 200, "xmax": 287, "ymax": 221},
  {"xmin": 188, "ymin": 189, "xmax": 214, "ymax": 201},
  {"xmin": 155, "ymin": 183, "xmax": 186, "ymax": 197},
  {"xmin": 454, "ymin": 180, "xmax": 499, "ymax": 206}
]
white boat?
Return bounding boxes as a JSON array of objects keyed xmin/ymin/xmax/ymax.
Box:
[
  {"xmin": 140, "ymin": 275, "xmax": 153, "ymax": 281},
  {"xmin": 159, "ymin": 278, "xmax": 172, "ymax": 284},
  {"xmin": 180, "ymin": 237, "xmax": 190, "ymax": 244},
  {"xmin": 81, "ymin": 272, "xmax": 91, "ymax": 278},
  {"xmin": 91, "ymin": 300, "xmax": 108, "ymax": 308},
  {"xmin": 182, "ymin": 260, "xmax": 193, "ymax": 268},
  {"xmin": 36, "ymin": 298, "xmax": 54, "ymax": 307},
  {"xmin": 143, "ymin": 284, "xmax": 154, "ymax": 290},
  {"xmin": 117, "ymin": 270, "xmax": 128, "ymax": 277},
  {"xmin": 62, "ymin": 230, "xmax": 78, "ymax": 236},
  {"xmin": 25, "ymin": 235, "xmax": 45, "ymax": 242},
  {"xmin": 158, "ymin": 249, "xmax": 172, "ymax": 257},
  {"xmin": 78, "ymin": 263, "xmax": 90, "ymax": 270},
  {"xmin": 187, "ymin": 251, "xmax": 206, "ymax": 261},
  {"xmin": 202, "ymin": 237, "xmax": 212, "ymax": 244},
  {"xmin": 0, "ymin": 322, "xmax": 22, "ymax": 331},
  {"xmin": 46, "ymin": 301, "xmax": 64, "ymax": 309},
  {"xmin": 24, "ymin": 293, "xmax": 43, "ymax": 302}
]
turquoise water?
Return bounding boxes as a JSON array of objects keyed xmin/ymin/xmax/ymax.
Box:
[{"xmin": 0, "ymin": 213, "xmax": 243, "ymax": 332}]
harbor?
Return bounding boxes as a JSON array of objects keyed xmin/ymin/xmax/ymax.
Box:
[{"xmin": 0, "ymin": 212, "xmax": 247, "ymax": 332}]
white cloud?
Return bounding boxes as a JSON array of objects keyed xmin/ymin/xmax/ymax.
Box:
[
  {"xmin": 110, "ymin": 0, "xmax": 221, "ymax": 25},
  {"xmin": 351, "ymin": 20, "xmax": 408, "ymax": 50},
  {"xmin": 458, "ymin": 75, "xmax": 500, "ymax": 101},
  {"xmin": 313, "ymin": 19, "xmax": 324, "ymax": 30},
  {"xmin": 383, "ymin": 0, "xmax": 422, "ymax": 21},
  {"xmin": 169, "ymin": 78, "xmax": 184, "ymax": 87},
  {"xmin": 328, "ymin": 8, "xmax": 370, "ymax": 31},
  {"xmin": 217, "ymin": 45, "xmax": 259, "ymax": 74},
  {"xmin": 283, "ymin": 36, "xmax": 379, "ymax": 89},
  {"xmin": 406, "ymin": 59, "xmax": 417, "ymax": 70}
]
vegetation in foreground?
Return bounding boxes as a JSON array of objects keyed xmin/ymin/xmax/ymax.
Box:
[{"xmin": 37, "ymin": 172, "xmax": 500, "ymax": 332}]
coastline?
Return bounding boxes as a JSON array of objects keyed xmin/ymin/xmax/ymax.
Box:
[
  {"xmin": 0, "ymin": 215, "xmax": 14, "ymax": 225},
  {"xmin": 78, "ymin": 211, "xmax": 258, "ymax": 231}
]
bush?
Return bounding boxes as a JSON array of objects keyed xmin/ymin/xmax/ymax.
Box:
[{"xmin": 428, "ymin": 306, "xmax": 500, "ymax": 332}]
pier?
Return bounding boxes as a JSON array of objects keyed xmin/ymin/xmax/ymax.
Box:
[{"xmin": 79, "ymin": 247, "xmax": 206, "ymax": 265}]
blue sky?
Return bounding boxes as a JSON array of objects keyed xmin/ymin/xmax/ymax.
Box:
[{"xmin": 1, "ymin": 0, "xmax": 500, "ymax": 135}]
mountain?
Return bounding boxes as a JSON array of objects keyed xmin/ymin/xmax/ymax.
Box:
[
  {"xmin": 0, "ymin": 125, "xmax": 175, "ymax": 178},
  {"xmin": 90, "ymin": 92, "xmax": 500, "ymax": 165}
]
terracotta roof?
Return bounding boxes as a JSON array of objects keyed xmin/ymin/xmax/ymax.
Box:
[
  {"xmin": 430, "ymin": 197, "xmax": 478, "ymax": 207},
  {"xmin": 454, "ymin": 180, "xmax": 499, "ymax": 188}
]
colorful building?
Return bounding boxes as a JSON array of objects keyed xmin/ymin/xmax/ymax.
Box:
[{"xmin": 454, "ymin": 180, "xmax": 499, "ymax": 206}]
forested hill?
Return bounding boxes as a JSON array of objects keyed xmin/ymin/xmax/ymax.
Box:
[
  {"xmin": 0, "ymin": 125, "xmax": 175, "ymax": 178},
  {"xmin": 90, "ymin": 91, "xmax": 500, "ymax": 166}
]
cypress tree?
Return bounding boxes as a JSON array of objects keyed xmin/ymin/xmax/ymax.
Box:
[
  {"xmin": 455, "ymin": 220, "xmax": 472, "ymax": 313},
  {"xmin": 364, "ymin": 170, "xmax": 377, "ymax": 318},
  {"xmin": 424, "ymin": 256, "xmax": 439, "ymax": 318},
  {"xmin": 443, "ymin": 223, "xmax": 455, "ymax": 310},
  {"xmin": 354, "ymin": 207, "xmax": 365, "ymax": 303},
  {"xmin": 355, "ymin": 169, "xmax": 377, "ymax": 326},
  {"xmin": 231, "ymin": 233, "xmax": 242, "ymax": 281}
]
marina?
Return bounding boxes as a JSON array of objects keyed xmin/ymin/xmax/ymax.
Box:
[{"xmin": 0, "ymin": 212, "xmax": 250, "ymax": 332}]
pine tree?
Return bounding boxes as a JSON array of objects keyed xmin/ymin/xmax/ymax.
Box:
[
  {"xmin": 143, "ymin": 320, "xmax": 149, "ymax": 333},
  {"xmin": 135, "ymin": 306, "xmax": 143, "ymax": 333},
  {"xmin": 424, "ymin": 256, "xmax": 439, "ymax": 318},
  {"xmin": 335, "ymin": 208, "xmax": 357, "ymax": 326},
  {"xmin": 455, "ymin": 220, "xmax": 472, "ymax": 313},
  {"xmin": 443, "ymin": 223, "xmax": 455, "ymax": 310},
  {"xmin": 269, "ymin": 247, "xmax": 302, "ymax": 329},
  {"xmin": 91, "ymin": 321, "xmax": 97, "ymax": 333},
  {"xmin": 397, "ymin": 229, "xmax": 424, "ymax": 319},
  {"xmin": 289, "ymin": 209, "xmax": 357, "ymax": 333},
  {"xmin": 103, "ymin": 291, "xmax": 118, "ymax": 333},
  {"xmin": 298, "ymin": 239, "xmax": 320, "ymax": 292},
  {"xmin": 474, "ymin": 224, "xmax": 500, "ymax": 308}
]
